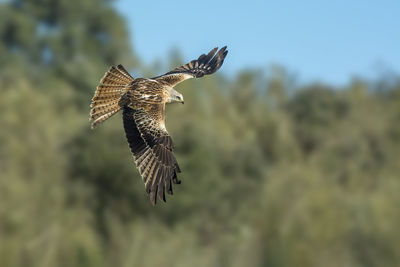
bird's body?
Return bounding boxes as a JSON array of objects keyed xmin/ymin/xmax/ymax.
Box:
[{"xmin": 90, "ymin": 46, "xmax": 228, "ymax": 205}]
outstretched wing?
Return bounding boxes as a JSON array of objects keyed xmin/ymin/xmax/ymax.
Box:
[
  {"xmin": 154, "ymin": 46, "xmax": 228, "ymax": 87},
  {"xmin": 123, "ymin": 106, "xmax": 181, "ymax": 205}
]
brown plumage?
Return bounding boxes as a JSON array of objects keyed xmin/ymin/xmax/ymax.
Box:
[{"xmin": 89, "ymin": 46, "xmax": 228, "ymax": 205}]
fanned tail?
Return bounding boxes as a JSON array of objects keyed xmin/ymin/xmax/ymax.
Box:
[{"xmin": 90, "ymin": 64, "xmax": 134, "ymax": 129}]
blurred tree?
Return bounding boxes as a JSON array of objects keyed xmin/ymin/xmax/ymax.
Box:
[
  {"xmin": 287, "ymin": 84, "xmax": 349, "ymax": 154},
  {"xmin": 0, "ymin": 0, "xmax": 137, "ymax": 106},
  {"xmin": 1, "ymin": 0, "xmax": 400, "ymax": 266},
  {"xmin": 0, "ymin": 0, "xmax": 138, "ymax": 266}
]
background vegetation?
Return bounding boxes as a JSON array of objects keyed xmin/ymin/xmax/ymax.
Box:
[{"xmin": 1, "ymin": 0, "xmax": 399, "ymax": 266}]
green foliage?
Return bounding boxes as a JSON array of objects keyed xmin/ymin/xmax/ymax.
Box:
[{"xmin": 1, "ymin": 1, "xmax": 400, "ymax": 266}]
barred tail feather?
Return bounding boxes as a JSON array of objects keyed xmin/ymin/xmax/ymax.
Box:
[{"xmin": 90, "ymin": 65, "xmax": 134, "ymax": 129}]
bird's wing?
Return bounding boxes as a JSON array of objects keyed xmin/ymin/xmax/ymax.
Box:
[
  {"xmin": 123, "ymin": 105, "xmax": 181, "ymax": 205},
  {"xmin": 153, "ymin": 46, "xmax": 228, "ymax": 87}
]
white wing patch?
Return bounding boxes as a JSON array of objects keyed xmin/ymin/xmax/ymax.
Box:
[
  {"xmin": 159, "ymin": 120, "xmax": 167, "ymax": 131},
  {"xmin": 139, "ymin": 94, "xmax": 160, "ymax": 101}
]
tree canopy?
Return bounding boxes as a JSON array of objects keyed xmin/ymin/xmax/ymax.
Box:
[{"xmin": 1, "ymin": 1, "xmax": 399, "ymax": 266}]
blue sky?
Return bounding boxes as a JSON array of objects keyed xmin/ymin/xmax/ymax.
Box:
[{"xmin": 115, "ymin": 0, "xmax": 399, "ymax": 85}]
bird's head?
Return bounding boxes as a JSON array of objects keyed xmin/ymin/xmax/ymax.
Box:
[{"xmin": 167, "ymin": 88, "xmax": 184, "ymax": 104}]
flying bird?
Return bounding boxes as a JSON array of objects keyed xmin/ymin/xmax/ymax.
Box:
[{"xmin": 89, "ymin": 46, "xmax": 228, "ymax": 205}]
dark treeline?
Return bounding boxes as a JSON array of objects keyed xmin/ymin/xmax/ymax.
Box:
[{"xmin": 1, "ymin": 1, "xmax": 400, "ymax": 266}]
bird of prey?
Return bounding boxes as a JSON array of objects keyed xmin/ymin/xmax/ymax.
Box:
[{"xmin": 89, "ymin": 46, "xmax": 228, "ymax": 205}]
